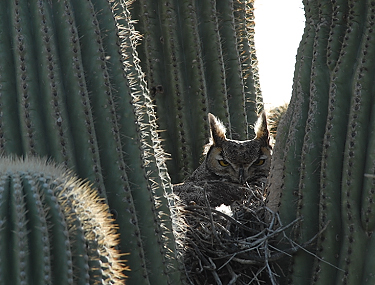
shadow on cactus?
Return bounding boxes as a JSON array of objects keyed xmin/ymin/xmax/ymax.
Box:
[{"xmin": 0, "ymin": 156, "xmax": 126, "ymax": 284}]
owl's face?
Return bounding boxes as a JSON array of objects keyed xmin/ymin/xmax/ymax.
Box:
[{"xmin": 205, "ymin": 113, "xmax": 271, "ymax": 185}]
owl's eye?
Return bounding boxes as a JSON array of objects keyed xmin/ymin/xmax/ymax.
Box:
[
  {"xmin": 218, "ymin": 159, "xmax": 230, "ymax": 167},
  {"xmin": 253, "ymin": 158, "xmax": 265, "ymax": 166}
]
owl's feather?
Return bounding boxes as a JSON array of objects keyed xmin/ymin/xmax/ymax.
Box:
[
  {"xmin": 208, "ymin": 113, "xmax": 226, "ymax": 146},
  {"xmin": 254, "ymin": 111, "xmax": 269, "ymax": 144},
  {"xmin": 174, "ymin": 113, "xmax": 272, "ymax": 207}
]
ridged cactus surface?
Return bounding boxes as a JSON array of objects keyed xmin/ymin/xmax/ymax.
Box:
[
  {"xmin": 131, "ymin": 0, "xmax": 263, "ymax": 183},
  {"xmin": 0, "ymin": 0, "xmax": 180, "ymax": 284},
  {"xmin": 0, "ymin": 157, "xmax": 124, "ymax": 284},
  {"xmin": 267, "ymin": 0, "xmax": 375, "ymax": 284}
]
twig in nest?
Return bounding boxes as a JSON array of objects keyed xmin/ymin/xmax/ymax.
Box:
[{"xmin": 175, "ymin": 186, "xmax": 328, "ymax": 285}]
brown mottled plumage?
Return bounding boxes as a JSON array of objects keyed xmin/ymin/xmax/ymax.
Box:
[{"xmin": 174, "ymin": 112, "xmax": 272, "ymax": 207}]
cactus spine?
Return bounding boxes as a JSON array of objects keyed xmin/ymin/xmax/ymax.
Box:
[
  {"xmin": 0, "ymin": 157, "xmax": 124, "ymax": 284},
  {"xmin": 132, "ymin": 0, "xmax": 262, "ymax": 183},
  {"xmin": 267, "ymin": 0, "xmax": 375, "ymax": 284}
]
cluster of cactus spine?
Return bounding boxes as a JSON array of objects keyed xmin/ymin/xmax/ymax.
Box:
[
  {"xmin": 132, "ymin": 0, "xmax": 262, "ymax": 183},
  {"xmin": 0, "ymin": 156, "xmax": 124, "ymax": 284},
  {"xmin": 267, "ymin": 0, "xmax": 375, "ymax": 284}
]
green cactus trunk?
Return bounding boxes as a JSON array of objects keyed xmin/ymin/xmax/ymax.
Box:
[
  {"xmin": 0, "ymin": 0, "xmax": 180, "ymax": 284},
  {"xmin": 0, "ymin": 157, "xmax": 124, "ymax": 284},
  {"xmin": 267, "ymin": 0, "xmax": 375, "ymax": 284},
  {"xmin": 131, "ymin": 0, "xmax": 263, "ymax": 183}
]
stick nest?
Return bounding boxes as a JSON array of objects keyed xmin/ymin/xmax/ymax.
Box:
[{"xmin": 173, "ymin": 186, "xmax": 307, "ymax": 285}]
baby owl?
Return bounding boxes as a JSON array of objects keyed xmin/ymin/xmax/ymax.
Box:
[{"xmin": 174, "ymin": 112, "xmax": 271, "ymax": 207}]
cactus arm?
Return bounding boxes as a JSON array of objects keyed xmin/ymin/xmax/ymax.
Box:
[
  {"xmin": 216, "ymin": 0, "xmax": 247, "ymax": 139},
  {"xmin": 0, "ymin": 1, "xmax": 22, "ymax": 155},
  {"xmin": 49, "ymin": 0, "xmax": 106, "ymax": 193},
  {"xmin": 29, "ymin": 0, "xmax": 76, "ymax": 169},
  {"xmin": 195, "ymin": 0, "xmax": 230, "ymax": 127},
  {"xmin": 11, "ymin": 0, "xmax": 47, "ymax": 156}
]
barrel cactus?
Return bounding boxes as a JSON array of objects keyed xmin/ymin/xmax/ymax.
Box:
[
  {"xmin": 267, "ymin": 0, "xmax": 375, "ymax": 284},
  {"xmin": 0, "ymin": 156, "xmax": 124, "ymax": 284}
]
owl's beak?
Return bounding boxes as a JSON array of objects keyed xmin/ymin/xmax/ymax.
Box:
[{"xmin": 238, "ymin": 168, "xmax": 244, "ymax": 184}]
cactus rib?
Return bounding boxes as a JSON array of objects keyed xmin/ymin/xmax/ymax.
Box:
[
  {"xmin": 0, "ymin": 1, "xmax": 22, "ymax": 155},
  {"xmin": 195, "ymin": 0, "xmax": 230, "ymax": 127},
  {"xmin": 337, "ymin": 1, "xmax": 374, "ymax": 283},
  {"xmin": 216, "ymin": 0, "xmax": 247, "ymax": 139},
  {"xmin": 23, "ymin": 177, "xmax": 53, "ymax": 284},
  {"xmin": 11, "ymin": 0, "xmax": 47, "ymax": 156},
  {"xmin": 291, "ymin": 1, "xmax": 331, "ymax": 283},
  {"xmin": 178, "ymin": 0, "xmax": 209, "ymax": 168},
  {"xmin": 51, "ymin": 0, "xmax": 105, "ymax": 193},
  {"xmin": 30, "ymin": 0, "xmax": 76, "ymax": 169}
]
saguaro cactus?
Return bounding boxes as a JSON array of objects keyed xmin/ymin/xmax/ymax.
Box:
[
  {"xmin": 131, "ymin": 0, "xmax": 263, "ymax": 182},
  {"xmin": 267, "ymin": 0, "xmax": 375, "ymax": 284},
  {"xmin": 0, "ymin": 157, "xmax": 124, "ymax": 284},
  {"xmin": 0, "ymin": 0, "xmax": 180, "ymax": 284}
]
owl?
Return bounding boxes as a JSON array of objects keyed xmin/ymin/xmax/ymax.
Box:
[{"xmin": 173, "ymin": 112, "xmax": 271, "ymax": 207}]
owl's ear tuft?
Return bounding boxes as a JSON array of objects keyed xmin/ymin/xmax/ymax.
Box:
[
  {"xmin": 208, "ymin": 113, "xmax": 227, "ymax": 147},
  {"xmin": 254, "ymin": 111, "xmax": 269, "ymax": 144}
]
